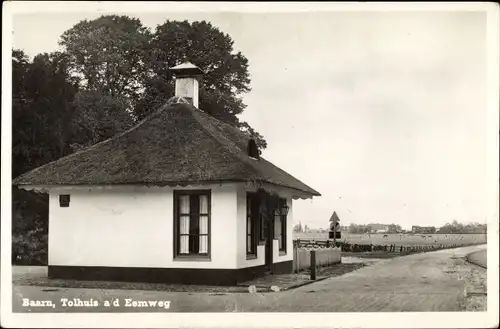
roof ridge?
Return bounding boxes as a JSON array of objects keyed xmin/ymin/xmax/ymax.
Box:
[{"xmin": 13, "ymin": 103, "xmax": 170, "ymax": 183}]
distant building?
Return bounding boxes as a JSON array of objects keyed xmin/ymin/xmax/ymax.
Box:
[
  {"xmin": 376, "ymin": 229, "xmax": 388, "ymax": 234},
  {"xmin": 411, "ymin": 226, "xmax": 436, "ymax": 234},
  {"xmin": 367, "ymin": 223, "xmax": 389, "ymax": 233}
]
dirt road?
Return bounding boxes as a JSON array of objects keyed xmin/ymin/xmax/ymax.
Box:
[{"xmin": 12, "ymin": 245, "xmax": 486, "ymax": 312}]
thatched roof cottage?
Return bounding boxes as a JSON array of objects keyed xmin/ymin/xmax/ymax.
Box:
[{"xmin": 13, "ymin": 62, "xmax": 321, "ymax": 285}]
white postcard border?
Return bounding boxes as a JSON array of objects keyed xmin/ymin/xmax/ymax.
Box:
[{"xmin": 2, "ymin": 2, "xmax": 499, "ymax": 328}]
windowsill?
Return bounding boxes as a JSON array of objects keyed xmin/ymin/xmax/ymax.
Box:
[
  {"xmin": 279, "ymin": 251, "xmax": 287, "ymax": 256},
  {"xmin": 246, "ymin": 254, "xmax": 257, "ymax": 260},
  {"xmin": 174, "ymin": 255, "xmax": 211, "ymax": 262}
]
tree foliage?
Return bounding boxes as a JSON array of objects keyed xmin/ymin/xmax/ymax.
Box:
[
  {"xmin": 59, "ymin": 16, "xmax": 266, "ymax": 150},
  {"xmin": 437, "ymin": 221, "xmax": 486, "ymax": 234},
  {"xmin": 348, "ymin": 224, "xmax": 372, "ymax": 234},
  {"xmin": 70, "ymin": 91, "xmax": 134, "ymax": 150},
  {"xmin": 139, "ymin": 20, "xmax": 249, "ymax": 116},
  {"xmin": 411, "ymin": 225, "xmax": 436, "ymax": 234},
  {"xmin": 293, "ymin": 222, "xmax": 304, "ymax": 233},
  {"xmin": 387, "ymin": 224, "xmax": 402, "ymax": 233},
  {"xmin": 59, "ymin": 15, "xmax": 151, "ymax": 100},
  {"xmin": 12, "ymin": 188, "xmax": 48, "ymax": 265},
  {"xmin": 12, "ymin": 50, "xmax": 78, "ymax": 177}
]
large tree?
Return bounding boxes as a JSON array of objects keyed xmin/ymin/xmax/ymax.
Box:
[
  {"xmin": 58, "ymin": 16, "xmax": 266, "ymax": 150},
  {"xmin": 70, "ymin": 91, "xmax": 134, "ymax": 151},
  {"xmin": 58, "ymin": 15, "xmax": 143, "ymax": 150},
  {"xmin": 59, "ymin": 15, "xmax": 151, "ymax": 101},
  {"xmin": 138, "ymin": 20, "xmax": 249, "ymax": 117},
  {"xmin": 12, "ymin": 50, "xmax": 79, "ymax": 177}
]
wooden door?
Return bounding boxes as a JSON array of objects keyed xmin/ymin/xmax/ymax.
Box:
[{"xmin": 263, "ymin": 209, "xmax": 274, "ymax": 273}]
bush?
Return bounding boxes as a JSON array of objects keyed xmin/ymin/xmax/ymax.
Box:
[
  {"xmin": 12, "ymin": 229, "xmax": 48, "ymax": 265},
  {"xmin": 12, "ymin": 188, "xmax": 48, "ymax": 265}
]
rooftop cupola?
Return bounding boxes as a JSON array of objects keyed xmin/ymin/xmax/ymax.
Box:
[{"xmin": 170, "ymin": 62, "xmax": 205, "ymax": 108}]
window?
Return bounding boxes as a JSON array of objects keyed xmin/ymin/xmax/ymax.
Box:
[
  {"xmin": 248, "ymin": 139, "xmax": 260, "ymax": 159},
  {"xmin": 274, "ymin": 198, "xmax": 287, "ymax": 253},
  {"xmin": 174, "ymin": 190, "xmax": 210, "ymax": 258},
  {"xmin": 246, "ymin": 192, "xmax": 259, "ymax": 257},
  {"xmin": 259, "ymin": 200, "xmax": 266, "ymax": 242},
  {"xmin": 59, "ymin": 194, "xmax": 70, "ymax": 207}
]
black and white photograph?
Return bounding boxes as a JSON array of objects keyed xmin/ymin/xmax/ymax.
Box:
[{"xmin": 1, "ymin": 2, "xmax": 499, "ymax": 328}]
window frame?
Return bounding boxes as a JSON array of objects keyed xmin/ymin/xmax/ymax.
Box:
[
  {"xmin": 246, "ymin": 192, "xmax": 259, "ymax": 259},
  {"xmin": 173, "ymin": 190, "xmax": 211, "ymax": 260},
  {"xmin": 59, "ymin": 194, "xmax": 70, "ymax": 207},
  {"xmin": 248, "ymin": 139, "xmax": 260, "ymax": 159},
  {"xmin": 276, "ymin": 198, "xmax": 287, "ymax": 254}
]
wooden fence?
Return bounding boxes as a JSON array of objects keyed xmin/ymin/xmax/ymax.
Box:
[
  {"xmin": 293, "ymin": 238, "xmax": 484, "ymax": 254},
  {"xmin": 293, "ymin": 246, "xmax": 341, "ymax": 273}
]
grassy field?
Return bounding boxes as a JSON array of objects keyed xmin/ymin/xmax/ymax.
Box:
[
  {"xmin": 466, "ymin": 249, "xmax": 487, "ymax": 268},
  {"xmin": 293, "ymin": 232, "xmax": 487, "ymax": 247}
]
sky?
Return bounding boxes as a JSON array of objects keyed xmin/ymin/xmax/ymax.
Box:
[{"xmin": 11, "ymin": 9, "xmax": 495, "ymax": 230}]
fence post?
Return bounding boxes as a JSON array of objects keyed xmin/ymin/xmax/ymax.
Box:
[
  {"xmin": 310, "ymin": 250, "xmax": 317, "ymax": 280},
  {"xmin": 294, "ymin": 242, "xmax": 299, "ymax": 273}
]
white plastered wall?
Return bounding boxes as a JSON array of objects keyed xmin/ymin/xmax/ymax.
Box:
[{"xmin": 46, "ymin": 184, "xmax": 238, "ymax": 269}]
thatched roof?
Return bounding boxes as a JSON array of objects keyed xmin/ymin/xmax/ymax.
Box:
[{"xmin": 13, "ymin": 100, "xmax": 320, "ymax": 197}]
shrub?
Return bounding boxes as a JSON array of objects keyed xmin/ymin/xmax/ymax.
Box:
[
  {"xmin": 12, "ymin": 228, "xmax": 48, "ymax": 265},
  {"xmin": 12, "ymin": 188, "xmax": 48, "ymax": 265}
]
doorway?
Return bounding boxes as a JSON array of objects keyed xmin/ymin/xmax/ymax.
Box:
[
  {"xmin": 264, "ymin": 214, "xmax": 274, "ymax": 273},
  {"xmin": 257, "ymin": 190, "xmax": 276, "ymax": 274}
]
